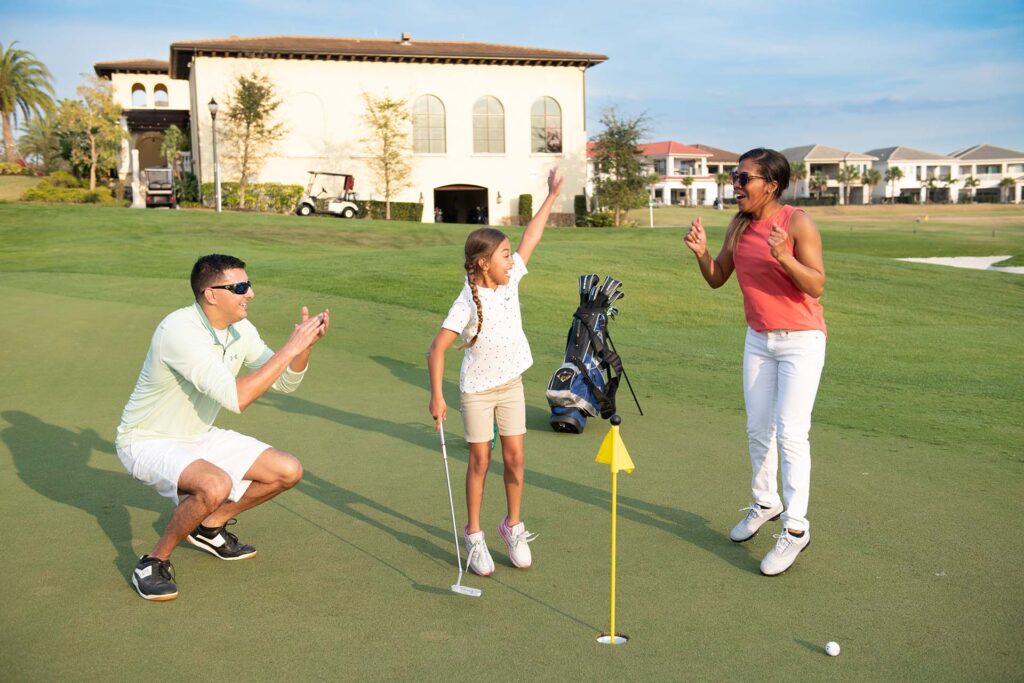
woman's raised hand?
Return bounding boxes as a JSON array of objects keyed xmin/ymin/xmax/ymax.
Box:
[{"xmin": 684, "ymin": 217, "xmax": 707, "ymax": 257}]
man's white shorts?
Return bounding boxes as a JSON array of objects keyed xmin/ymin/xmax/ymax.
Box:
[{"xmin": 116, "ymin": 428, "xmax": 271, "ymax": 505}]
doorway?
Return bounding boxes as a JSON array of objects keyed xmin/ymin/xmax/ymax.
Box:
[{"xmin": 434, "ymin": 185, "xmax": 488, "ymax": 224}]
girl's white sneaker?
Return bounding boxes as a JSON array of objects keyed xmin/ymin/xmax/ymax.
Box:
[
  {"xmin": 498, "ymin": 516, "xmax": 538, "ymax": 569},
  {"xmin": 463, "ymin": 528, "xmax": 495, "ymax": 576}
]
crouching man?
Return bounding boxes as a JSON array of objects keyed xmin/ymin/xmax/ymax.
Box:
[{"xmin": 116, "ymin": 254, "xmax": 329, "ymax": 601}]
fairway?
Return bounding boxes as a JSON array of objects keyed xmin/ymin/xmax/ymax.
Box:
[{"xmin": 1, "ymin": 203, "xmax": 1022, "ymax": 680}]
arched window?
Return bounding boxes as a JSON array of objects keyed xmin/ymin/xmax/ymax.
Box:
[
  {"xmin": 153, "ymin": 84, "xmax": 169, "ymax": 107},
  {"xmin": 413, "ymin": 95, "xmax": 445, "ymax": 153},
  {"xmin": 531, "ymin": 97, "xmax": 562, "ymax": 153},
  {"xmin": 473, "ymin": 96, "xmax": 505, "ymax": 154},
  {"xmin": 131, "ymin": 84, "xmax": 147, "ymax": 108}
]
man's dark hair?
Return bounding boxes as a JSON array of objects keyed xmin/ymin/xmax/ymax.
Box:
[{"xmin": 191, "ymin": 254, "xmax": 246, "ymax": 299}]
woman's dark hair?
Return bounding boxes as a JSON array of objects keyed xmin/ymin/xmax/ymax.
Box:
[
  {"xmin": 724, "ymin": 148, "xmax": 791, "ymax": 252},
  {"xmin": 460, "ymin": 228, "xmax": 508, "ymax": 349},
  {"xmin": 191, "ymin": 254, "xmax": 246, "ymax": 298}
]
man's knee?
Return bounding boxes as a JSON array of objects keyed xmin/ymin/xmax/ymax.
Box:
[
  {"xmin": 266, "ymin": 449, "xmax": 303, "ymax": 489},
  {"xmin": 193, "ymin": 470, "xmax": 232, "ymax": 509}
]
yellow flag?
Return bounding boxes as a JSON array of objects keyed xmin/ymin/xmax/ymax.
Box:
[{"xmin": 595, "ymin": 425, "xmax": 635, "ymax": 474}]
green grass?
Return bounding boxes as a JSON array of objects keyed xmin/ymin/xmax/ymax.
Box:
[
  {"xmin": 1, "ymin": 203, "xmax": 1022, "ymax": 680},
  {"xmin": 0, "ymin": 174, "xmax": 42, "ymax": 201}
]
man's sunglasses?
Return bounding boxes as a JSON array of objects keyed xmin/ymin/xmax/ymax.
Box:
[
  {"xmin": 730, "ymin": 170, "xmax": 767, "ymax": 188},
  {"xmin": 207, "ymin": 281, "xmax": 252, "ymax": 295}
]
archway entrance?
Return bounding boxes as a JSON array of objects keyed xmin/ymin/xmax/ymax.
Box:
[{"xmin": 434, "ymin": 184, "xmax": 488, "ymax": 224}]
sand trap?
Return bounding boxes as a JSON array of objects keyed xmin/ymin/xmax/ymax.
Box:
[{"xmin": 897, "ymin": 255, "xmax": 1024, "ymax": 274}]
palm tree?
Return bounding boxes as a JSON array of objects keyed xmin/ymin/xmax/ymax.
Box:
[
  {"xmin": 884, "ymin": 167, "xmax": 904, "ymax": 203},
  {"xmin": 922, "ymin": 177, "xmax": 937, "ymax": 204},
  {"xmin": 961, "ymin": 175, "xmax": 980, "ymax": 203},
  {"xmin": 789, "ymin": 161, "xmax": 807, "ymax": 200},
  {"xmin": 17, "ymin": 112, "xmax": 61, "ymax": 172},
  {"xmin": 940, "ymin": 175, "xmax": 959, "ymax": 203},
  {"xmin": 998, "ymin": 176, "xmax": 1017, "ymax": 204},
  {"xmin": 809, "ymin": 171, "xmax": 828, "ymax": 201},
  {"xmin": 715, "ymin": 171, "xmax": 730, "ymax": 208},
  {"xmin": 681, "ymin": 176, "xmax": 694, "ymax": 206},
  {"xmin": 837, "ymin": 164, "xmax": 860, "ymax": 205},
  {"xmin": 863, "ymin": 168, "xmax": 882, "ymax": 204},
  {"xmin": 0, "ymin": 42, "xmax": 55, "ymax": 161}
]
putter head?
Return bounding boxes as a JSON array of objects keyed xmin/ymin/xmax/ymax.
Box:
[{"xmin": 451, "ymin": 583, "xmax": 482, "ymax": 597}]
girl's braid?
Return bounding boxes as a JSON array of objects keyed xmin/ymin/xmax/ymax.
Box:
[{"xmin": 459, "ymin": 262, "xmax": 485, "ymax": 349}]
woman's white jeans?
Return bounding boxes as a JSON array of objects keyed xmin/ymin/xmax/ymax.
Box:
[{"xmin": 742, "ymin": 328, "xmax": 826, "ymax": 532}]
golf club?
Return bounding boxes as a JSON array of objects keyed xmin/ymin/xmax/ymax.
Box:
[{"xmin": 438, "ymin": 422, "xmax": 482, "ymax": 598}]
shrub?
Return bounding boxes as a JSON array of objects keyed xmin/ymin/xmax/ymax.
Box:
[
  {"xmin": 0, "ymin": 161, "xmax": 33, "ymax": 176},
  {"xmin": 175, "ymin": 172, "xmax": 199, "ymax": 203},
  {"xmin": 200, "ymin": 182, "xmax": 304, "ymax": 214},
  {"xmin": 47, "ymin": 170, "xmax": 82, "ymax": 188},
  {"xmin": 792, "ymin": 196, "xmax": 838, "ymax": 207},
  {"xmin": 585, "ymin": 211, "xmax": 616, "ymax": 227},
  {"xmin": 21, "ymin": 179, "xmax": 115, "ymax": 204},
  {"xmin": 353, "ymin": 200, "xmax": 424, "ymax": 221},
  {"xmin": 573, "ymin": 194, "xmax": 588, "ymax": 227},
  {"xmin": 518, "ymin": 194, "xmax": 533, "ymax": 223}
]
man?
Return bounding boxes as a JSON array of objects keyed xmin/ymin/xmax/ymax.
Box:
[{"xmin": 115, "ymin": 254, "xmax": 329, "ymax": 601}]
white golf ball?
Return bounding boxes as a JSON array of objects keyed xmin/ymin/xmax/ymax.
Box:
[{"xmin": 825, "ymin": 641, "xmax": 841, "ymax": 657}]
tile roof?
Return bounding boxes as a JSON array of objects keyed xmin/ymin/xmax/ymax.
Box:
[
  {"xmin": 170, "ymin": 35, "xmax": 607, "ymax": 79},
  {"xmin": 865, "ymin": 146, "xmax": 952, "ymax": 162},
  {"xmin": 94, "ymin": 59, "xmax": 170, "ymax": 78},
  {"xmin": 781, "ymin": 144, "xmax": 877, "ymax": 163},
  {"xmin": 949, "ymin": 144, "xmax": 1024, "ymax": 161},
  {"xmin": 690, "ymin": 144, "xmax": 741, "ymax": 162},
  {"xmin": 637, "ymin": 141, "xmax": 708, "ymax": 157}
]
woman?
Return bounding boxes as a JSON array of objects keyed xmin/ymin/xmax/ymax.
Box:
[{"xmin": 683, "ymin": 148, "xmax": 827, "ymax": 576}]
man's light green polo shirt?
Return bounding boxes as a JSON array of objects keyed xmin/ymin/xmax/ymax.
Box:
[{"xmin": 116, "ymin": 303, "xmax": 305, "ymax": 449}]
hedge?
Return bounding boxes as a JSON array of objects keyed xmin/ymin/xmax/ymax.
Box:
[
  {"xmin": 201, "ymin": 182, "xmax": 305, "ymax": 213},
  {"xmin": 353, "ymin": 200, "xmax": 424, "ymax": 221},
  {"xmin": 21, "ymin": 178, "xmax": 116, "ymax": 204},
  {"xmin": 792, "ymin": 196, "xmax": 838, "ymax": 206},
  {"xmin": 0, "ymin": 161, "xmax": 35, "ymax": 176},
  {"xmin": 518, "ymin": 194, "xmax": 533, "ymax": 222},
  {"xmin": 573, "ymin": 194, "xmax": 588, "ymax": 227}
]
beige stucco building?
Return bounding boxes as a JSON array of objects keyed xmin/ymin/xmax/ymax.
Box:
[{"xmin": 164, "ymin": 35, "xmax": 606, "ymax": 222}]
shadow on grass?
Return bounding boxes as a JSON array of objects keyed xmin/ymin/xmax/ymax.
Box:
[
  {"xmin": 263, "ymin": 389, "xmax": 757, "ymax": 575},
  {"xmin": 1, "ymin": 410, "xmax": 172, "ymax": 580}
]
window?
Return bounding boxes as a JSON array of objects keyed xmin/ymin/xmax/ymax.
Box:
[
  {"xmin": 473, "ymin": 96, "xmax": 505, "ymax": 154},
  {"xmin": 530, "ymin": 97, "xmax": 561, "ymax": 153},
  {"xmin": 154, "ymin": 84, "xmax": 169, "ymax": 107},
  {"xmin": 653, "ymin": 160, "xmax": 666, "ymax": 174},
  {"xmin": 131, "ymin": 84, "xmax": 147, "ymax": 108},
  {"xmin": 977, "ymin": 164, "xmax": 1001, "ymax": 174},
  {"xmin": 1008, "ymin": 164, "xmax": 1024, "ymax": 174},
  {"xmin": 959, "ymin": 165, "xmax": 972, "ymax": 175},
  {"xmin": 413, "ymin": 95, "xmax": 446, "ymax": 153}
]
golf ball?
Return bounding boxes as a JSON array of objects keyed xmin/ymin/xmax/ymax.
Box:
[{"xmin": 825, "ymin": 641, "xmax": 841, "ymax": 657}]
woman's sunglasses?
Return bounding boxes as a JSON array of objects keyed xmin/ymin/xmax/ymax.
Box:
[
  {"xmin": 730, "ymin": 170, "xmax": 767, "ymax": 188},
  {"xmin": 207, "ymin": 281, "xmax": 252, "ymax": 295}
]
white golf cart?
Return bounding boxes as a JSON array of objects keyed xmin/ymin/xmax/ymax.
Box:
[{"xmin": 295, "ymin": 171, "xmax": 360, "ymax": 218}]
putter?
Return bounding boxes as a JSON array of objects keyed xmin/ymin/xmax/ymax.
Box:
[{"xmin": 438, "ymin": 423, "xmax": 482, "ymax": 598}]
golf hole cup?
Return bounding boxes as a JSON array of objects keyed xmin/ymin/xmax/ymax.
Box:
[{"xmin": 825, "ymin": 641, "xmax": 841, "ymax": 657}]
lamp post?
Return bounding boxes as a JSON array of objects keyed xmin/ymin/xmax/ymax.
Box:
[{"xmin": 208, "ymin": 98, "xmax": 222, "ymax": 213}]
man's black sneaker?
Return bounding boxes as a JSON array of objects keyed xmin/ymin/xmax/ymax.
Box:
[
  {"xmin": 132, "ymin": 555, "xmax": 178, "ymax": 601},
  {"xmin": 186, "ymin": 519, "xmax": 257, "ymax": 560}
]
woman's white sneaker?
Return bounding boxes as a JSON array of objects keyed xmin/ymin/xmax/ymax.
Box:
[
  {"xmin": 463, "ymin": 528, "xmax": 495, "ymax": 576},
  {"xmin": 760, "ymin": 529, "xmax": 810, "ymax": 576},
  {"xmin": 498, "ymin": 516, "xmax": 538, "ymax": 569},
  {"xmin": 729, "ymin": 502, "xmax": 784, "ymax": 542}
]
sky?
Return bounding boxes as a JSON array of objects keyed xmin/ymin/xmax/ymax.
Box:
[{"xmin": 4, "ymin": 0, "xmax": 1023, "ymax": 155}]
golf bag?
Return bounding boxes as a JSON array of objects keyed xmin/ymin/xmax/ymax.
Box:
[{"xmin": 546, "ymin": 274, "xmax": 641, "ymax": 433}]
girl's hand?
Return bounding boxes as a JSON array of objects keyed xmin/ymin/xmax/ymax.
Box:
[
  {"xmin": 429, "ymin": 395, "xmax": 448, "ymax": 431},
  {"xmin": 547, "ymin": 166, "xmax": 564, "ymax": 197},
  {"xmin": 684, "ymin": 217, "xmax": 707, "ymax": 257},
  {"xmin": 767, "ymin": 223, "xmax": 790, "ymax": 261}
]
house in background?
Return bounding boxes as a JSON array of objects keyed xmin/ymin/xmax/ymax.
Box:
[
  {"xmin": 781, "ymin": 144, "xmax": 877, "ymax": 204},
  {"xmin": 865, "ymin": 146, "xmax": 959, "ymax": 203},
  {"xmin": 94, "ymin": 60, "xmax": 191, "ymax": 172},
  {"xmin": 166, "ymin": 34, "xmax": 606, "ymax": 223},
  {"xmin": 950, "ymin": 144, "xmax": 1024, "ymax": 203},
  {"xmin": 692, "ymin": 143, "xmax": 740, "ymax": 201}
]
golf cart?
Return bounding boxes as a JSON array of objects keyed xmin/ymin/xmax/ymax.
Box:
[
  {"xmin": 142, "ymin": 167, "xmax": 177, "ymax": 208},
  {"xmin": 295, "ymin": 171, "xmax": 360, "ymax": 218}
]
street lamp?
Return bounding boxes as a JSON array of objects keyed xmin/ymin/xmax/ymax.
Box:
[{"xmin": 208, "ymin": 98, "xmax": 221, "ymax": 213}]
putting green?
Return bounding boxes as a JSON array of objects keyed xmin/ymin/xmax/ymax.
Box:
[{"xmin": 0, "ymin": 204, "xmax": 1021, "ymax": 679}]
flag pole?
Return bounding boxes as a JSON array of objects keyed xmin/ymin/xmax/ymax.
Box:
[
  {"xmin": 610, "ymin": 468, "xmax": 618, "ymax": 641},
  {"xmin": 596, "ymin": 414, "xmax": 632, "ymax": 646}
]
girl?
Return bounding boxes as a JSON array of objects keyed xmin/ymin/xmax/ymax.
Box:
[
  {"xmin": 683, "ymin": 148, "xmax": 827, "ymax": 576},
  {"xmin": 428, "ymin": 167, "xmax": 563, "ymax": 576}
]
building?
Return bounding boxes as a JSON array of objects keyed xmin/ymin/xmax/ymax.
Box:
[
  {"xmin": 781, "ymin": 144, "xmax": 878, "ymax": 204},
  {"xmin": 163, "ymin": 34, "xmax": 606, "ymax": 223},
  {"xmin": 865, "ymin": 146, "xmax": 960, "ymax": 204},
  {"xmin": 94, "ymin": 59, "xmax": 191, "ymax": 171},
  {"xmin": 949, "ymin": 144, "xmax": 1024, "ymax": 204}
]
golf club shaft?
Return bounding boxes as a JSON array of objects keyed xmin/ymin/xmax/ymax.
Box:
[{"xmin": 439, "ymin": 425, "xmax": 466, "ymax": 574}]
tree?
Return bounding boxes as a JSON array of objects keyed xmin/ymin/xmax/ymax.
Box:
[
  {"xmin": 715, "ymin": 171, "xmax": 730, "ymax": 207},
  {"xmin": 837, "ymin": 163, "xmax": 860, "ymax": 205},
  {"xmin": 56, "ymin": 77, "xmax": 125, "ymax": 190},
  {"xmin": 809, "ymin": 171, "xmax": 828, "ymax": 200},
  {"xmin": 998, "ymin": 176, "xmax": 1017, "ymax": 203},
  {"xmin": 221, "ymin": 72, "xmax": 285, "ymax": 209},
  {"xmin": 789, "ymin": 161, "xmax": 807, "ymax": 200},
  {"xmin": 862, "ymin": 168, "xmax": 882, "ymax": 203},
  {"xmin": 681, "ymin": 175, "xmax": 694, "ymax": 206},
  {"xmin": 160, "ymin": 124, "xmax": 189, "ymax": 178},
  {"xmin": 921, "ymin": 177, "xmax": 937, "ymax": 204},
  {"xmin": 18, "ymin": 112, "xmax": 63, "ymax": 172},
  {"xmin": 590, "ymin": 109, "xmax": 656, "ymax": 226},
  {"xmin": 961, "ymin": 175, "xmax": 979, "ymax": 202},
  {"xmin": 0, "ymin": 41, "xmax": 55, "ymax": 162},
  {"xmin": 940, "ymin": 174, "xmax": 958, "ymax": 203},
  {"xmin": 360, "ymin": 92, "xmax": 413, "ymax": 220},
  {"xmin": 884, "ymin": 167, "xmax": 904, "ymax": 203}
]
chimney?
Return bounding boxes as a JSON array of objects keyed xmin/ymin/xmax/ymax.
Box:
[{"xmin": 400, "ymin": 32, "xmax": 411, "ymax": 44}]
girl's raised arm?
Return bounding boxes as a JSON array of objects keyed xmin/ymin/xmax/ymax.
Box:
[{"xmin": 517, "ymin": 167, "xmax": 564, "ymax": 266}]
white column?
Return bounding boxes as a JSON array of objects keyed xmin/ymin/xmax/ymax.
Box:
[
  {"xmin": 130, "ymin": 149, "xmax": 144, "ymax": 209},
  {"xmin": 1016, "ymin": 184, "xmax": 1022, "ymax": 204}
]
